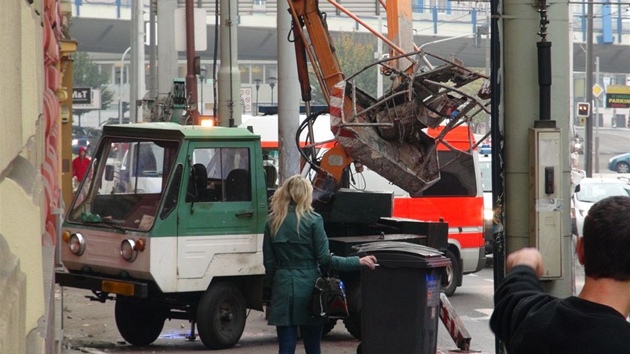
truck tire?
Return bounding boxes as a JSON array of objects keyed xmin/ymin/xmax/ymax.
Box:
[
  {"xmin": 343, "ymin": 312, "xmax": 361, "ymax": 339},
  {"xmin": 442, "ymin": 250, "xmax": 460, "ymax": 296},
  {"xmin": 196, "ymin": 282, "xmax": 247, "ymax": 349},
  {"xmin": 115, "ymin": 296, "xmax": 165, "ymax": 346}
]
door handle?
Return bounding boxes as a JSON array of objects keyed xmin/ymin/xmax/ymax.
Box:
[{"xmin": 236, "ymin": 210, "xmax": 254, "ymax": 217}]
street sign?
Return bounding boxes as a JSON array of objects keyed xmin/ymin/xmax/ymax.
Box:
[
  {"xmin": 72, "ymin": 88, "xmax": 100, "ymax": 109},
  {"xmin": 72, "ymin": 87, "xmax": 92, "ymax": 105},
  {"xmin": 592, "ymin": 84, "xmax": 603, "ymax": 98},
  {"xmin": 605, "ymin": 85, "xmax": 630, "ymax": 108}
]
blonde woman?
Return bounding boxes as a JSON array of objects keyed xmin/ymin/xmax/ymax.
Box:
[{"xmin": 263, "ymin": 175, "xmax": 377, "ymax": 354}]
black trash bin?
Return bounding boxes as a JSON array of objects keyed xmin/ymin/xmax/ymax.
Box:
[{"xmin": 353, "ymin": 241, "xmax": 451, "ymax": 354}]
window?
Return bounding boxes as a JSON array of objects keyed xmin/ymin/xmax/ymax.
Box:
[
  {"xmin": 161, "ymin": 164, "xmax": 183, "ymax": 219},
  {"xmin": 265, "ymin": 65, "xmax": 277, "ymax": 82},
  {"xmin": 68, "ymin": 138, "xmax": 180, "ymax": 231},
  {"xmin": 189, "ymin": 147, "xmax": 251, "ymax": 202},
  {"xmin": 240, "ymin": 65, "xmax": 251, "ymax": 84}
]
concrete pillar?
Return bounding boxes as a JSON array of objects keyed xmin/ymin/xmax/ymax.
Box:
[
  {"xmin": 157, "ymin": 0, "xmax": 179, "ymax": 98},
  {"xmin": 502, "ymin": 0, "xmax": 572, "ymax": 296},
  {"xmin": 130, "ymin": 0, "xmax": 146, "ymax": 122},
  {"xmin": 218, "ymin": 0, "xmax": 242, "ymax": 127},
  {"xmin": 277, "ymin": 0, "xmax": 301, "ymax": 181}
]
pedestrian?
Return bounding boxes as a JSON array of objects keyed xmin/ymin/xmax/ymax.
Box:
[
  {"xmin": 72, "ymin": 146, "xmax": 91, "ymax": 186},
  {"xmin": 263, "ymin": 175, "xmax": 377, "ymax": 354},
  {"xmin": 490, "ymin": 195, "xmax": 630, "ymax": 353},
  {"xmin": 570, "ymin": 147, "xmax": 579, "ymax": 169}
]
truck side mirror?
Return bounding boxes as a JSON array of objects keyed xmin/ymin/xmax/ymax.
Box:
[{"xmin": 105, "ymin": 165, "xmax": 114, "ymax": 181}]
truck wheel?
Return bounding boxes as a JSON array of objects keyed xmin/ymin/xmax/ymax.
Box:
[
  {"xmin": 322, "ymin": 318, "xmax": 337, "ymax": 336},
  {"xmin": 196, "ymin": 282, "xmax": 246, "ymax": 349},
  {"xmin": 115, "ymin": 296, "xmax": 165, "ymax": 346},
  {"xmin": 442, "ymin": 250, "xmax": 460, "ymax": 296},
  {"xmin": 343, "ymin": 312, "xmax": 361, "ymax": 339}
]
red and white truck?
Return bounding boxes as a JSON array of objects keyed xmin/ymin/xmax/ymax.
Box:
[{"xmin": 241, "ymin": 114, "xmax": 485, "ymax": 295}]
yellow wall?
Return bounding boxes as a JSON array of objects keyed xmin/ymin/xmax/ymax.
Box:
[{"xmin": 0, "ymin": 1, "xmax": 47, "ymax": 351}]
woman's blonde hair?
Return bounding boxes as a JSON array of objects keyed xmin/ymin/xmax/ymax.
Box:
[{"xmin": 268, "ymin": 175, "xmax": 314, "ymax": 237}]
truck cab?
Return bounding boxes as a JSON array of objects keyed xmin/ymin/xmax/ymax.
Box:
[{"xmin": 59, "ymin": 122, "xmax": 268, "ymax": 349}]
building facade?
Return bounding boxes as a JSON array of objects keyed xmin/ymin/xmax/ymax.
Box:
[{"xmin": 0, "ymin": 1, "xmax": 73, "ymax": 352}]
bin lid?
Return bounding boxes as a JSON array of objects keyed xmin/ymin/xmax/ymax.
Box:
[{"xmin": 352, "ymin": 241, "xmax": 450, "ymax": 269}]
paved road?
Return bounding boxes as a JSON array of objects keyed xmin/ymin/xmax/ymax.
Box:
[
  {"xmin": 59, "ymin": 263, "xmax": 586, "ymax": 354},
  {"xmin": 59, "ymin": 267, "xmax": 497, "ymax": 354},
  {"xmin": 574, "ymin": 126, "xmax": 630, "ymax": 173}
]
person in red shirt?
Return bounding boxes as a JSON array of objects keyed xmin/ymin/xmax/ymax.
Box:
[{"xmin": 72, "ymin": 146, "xmax": 91, "ymax": 183}]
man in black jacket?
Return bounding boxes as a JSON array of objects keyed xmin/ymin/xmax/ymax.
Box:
[{"xmin": 490, "ymin": 196, "xmax": 630, "ymax": 353}]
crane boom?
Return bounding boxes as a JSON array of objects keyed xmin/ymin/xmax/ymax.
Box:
[{"xmin": 287, "ymin": 0, "xmax": 490, "ymax": 196}]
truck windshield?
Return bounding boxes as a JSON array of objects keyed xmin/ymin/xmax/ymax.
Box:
[{"xmin": 67, "ymin": 137, "xmax": 180, "ymax": 231}]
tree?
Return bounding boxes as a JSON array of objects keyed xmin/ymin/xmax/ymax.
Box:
[
  {"xmin": 308, "ymin": 31, "xmax": 379, "ymax": 105},
  {"xmin": 72, "ymin": 51, "xmax": 115, "ymax": 119}
]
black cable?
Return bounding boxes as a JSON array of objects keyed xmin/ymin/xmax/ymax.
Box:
[{"xmin": 295, "ymin": 110, "xmax": 329, "ymax": 173}]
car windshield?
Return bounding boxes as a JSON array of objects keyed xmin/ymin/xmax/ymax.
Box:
[
  {"xmin": 67, "ymin": 137, "xmax": 180, "ymax": 231},
  {"xmin": 575, "ymin": 182, "xmax": 630, "ymax": 203}
]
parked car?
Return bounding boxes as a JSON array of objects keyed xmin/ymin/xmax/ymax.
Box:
[
  {"xmin": 608, "ymin": 152, "xmax": 630, "ymax": 173},
  {"xmin": 572, "ymin": 177, "xmax": 630, "ymax": 236},
  {"xmin": 479, "ymin": 143, "xmax": 491, "ymax": 156}
]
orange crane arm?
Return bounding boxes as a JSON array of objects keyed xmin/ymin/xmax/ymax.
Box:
[{"xmin": 286, "ymin": 0, "xmax": 489, "ymax": 196}]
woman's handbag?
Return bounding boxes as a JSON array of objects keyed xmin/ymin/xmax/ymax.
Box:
[{"xmin": 310, "ymin": 254, "xmax": 349, "ymax": 319}]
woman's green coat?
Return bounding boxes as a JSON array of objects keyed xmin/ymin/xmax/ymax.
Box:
[{"xmin": 263, "ymin": 206, "xmax": 360, "ymax": 326}]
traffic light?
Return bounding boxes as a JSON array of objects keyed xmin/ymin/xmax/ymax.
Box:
[{"xmin": 576, "ymin": 102, "xmax": 590, "ymax": 117}]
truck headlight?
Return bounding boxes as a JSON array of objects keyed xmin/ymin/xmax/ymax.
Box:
[
  {"xmin": 68, "ymin": 233, "xmax": 86, "ymax": 256},
  {"xmin": 120, "ymin": 239, "xmax": 138, "ymax": 262}
]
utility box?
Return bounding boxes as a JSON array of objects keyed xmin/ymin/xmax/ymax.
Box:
[
  {"xmin": 529, "ymin": 127, "xmax": 563, "ymax": 279},
  {"xmin": 353, "ymin": 242, "xmax": 450, "ymax": 354}
]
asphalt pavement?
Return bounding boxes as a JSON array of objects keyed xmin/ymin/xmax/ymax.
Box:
[{"xmin": 58, "ymin": 286, "xmax": 462, "ymax": 354}]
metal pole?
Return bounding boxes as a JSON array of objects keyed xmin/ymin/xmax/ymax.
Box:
[
  {"xmin": 271, "ymin": 85, "xmax": 275, "ymax": 105},
  {"xmin": 594, "ymin": 56, "xmax": 600, "ymax": 173},
  {"xmin": 149, "ymin": 0, "xmax": 158, "ymax": 100},
  {"xmin": 119, "ymin": 46, "xmax": 131, "ymax": 124},
  {"xmin": 200, "ymin": 76, "xmax": 204, "ymax": 115},
  {"xmin": 377, "ymin": 15, "xmax": 383, "ymax": 97},
  {"xmin": 254, "ymin": 79, "xmax": 261, "ymax": 115},
  {"xmin": 130, "ymin": 0, "xmax": 145, "ymax": 123},
  {"xmin": 185, "ymin": 0, "xmax": 199, "ymax": 124},
  {"xmin": 585, "ymin": 0, "xmax": 594, "ymax": 177},
  {"xmin": 490, "ymin": 0, "xmax": 504, "ymax": 349}
]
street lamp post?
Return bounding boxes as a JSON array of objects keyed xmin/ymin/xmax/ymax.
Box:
[
  {"xmin": 254, "ymin": 79, "xmax": 262, "ymax": 115},
  {"xmin": 199, "ymin": 68, "xmax": 207, "ymax": 115},
  {"xmin": 118, "ymin": 46, "xmax": 131, "ymax": 124},
  {"xmin": 268, "ymin": 76, "xmax": 277, "ymax": 106}
]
